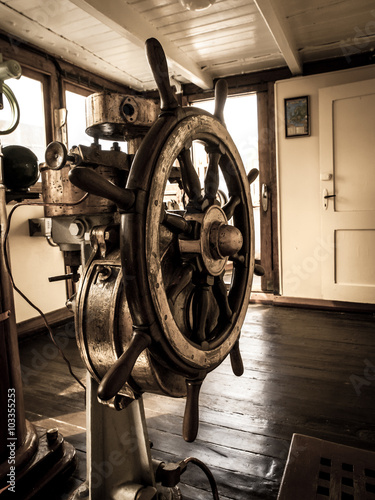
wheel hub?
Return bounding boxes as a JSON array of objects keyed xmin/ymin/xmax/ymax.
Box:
[{"xmin": 179, "ymin": 205, "xmax": 243, "ymax": 276}]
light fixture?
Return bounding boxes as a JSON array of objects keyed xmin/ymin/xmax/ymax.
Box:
[{"xmin": 179, "ymin": 0, "xmax": 216, "ymax": 11}]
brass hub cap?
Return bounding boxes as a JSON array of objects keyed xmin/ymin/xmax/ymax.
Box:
[{"xmin": 179, "ymin": 205, "xmax": 243, "ymax": 276}]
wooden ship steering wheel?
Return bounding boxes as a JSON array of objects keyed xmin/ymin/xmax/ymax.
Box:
[{"xmin": 68, "ymin": 38, "xmax": 256, "ymax": 442}]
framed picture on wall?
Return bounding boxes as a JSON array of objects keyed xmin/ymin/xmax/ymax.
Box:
[{"xmin": 284, "ymin": 96, "xmax": 310, "ymax": 137}]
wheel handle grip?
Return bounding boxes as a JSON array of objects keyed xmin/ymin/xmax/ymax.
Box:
[
  {"xmin": 69, "ymin": 167, "xmax": 135, "ymax": 211},
  {"xmin": 247, "ymin": 168, "xmax": 259, "ymax": 185},
  {"xmin": 183, "ymin": 378, "xmax": 203, "ymax": 442},
  {"xmin": 230, "ymin": 340, "xmax": 244, "ymax": 377},
  {"xmin": 97, "ymin": 329, "xmax": 151, "ymax": 401},
  {"xmin": 145, "ymin": 38, "xmax": 179, "ymax": 112},
  {"xmin": 214, "ymin": 79, "xmax": 228, "ymax": 125},
  {"xmin": 254, "ymin": 263, "xmax": 265, "ymax": 276}
]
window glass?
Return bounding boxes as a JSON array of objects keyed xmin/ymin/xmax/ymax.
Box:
[
  {"xmin": 66, "ymin": 90, "xmax": 127, "ymax": 152},
  {"xmin": 66, "ymin": 90, "xmax": 91, "ymax": 148},
  {"xmin": 193, "ymin": 94, "xmax": 259, "ymax": 198},
  {"xmin": 0, "ymin": 76, "xmax": 46, "ymax": 163},
  {"xmin": 193, "ymin": 94, "xmax": 260, "ymax": 260}
]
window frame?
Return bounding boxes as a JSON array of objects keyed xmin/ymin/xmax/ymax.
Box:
[{"xmin": 0, "ymin": 32, "xmax": 133, "ymax": 143}]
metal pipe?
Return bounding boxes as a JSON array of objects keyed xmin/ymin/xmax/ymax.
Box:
[{"xmin": 0, "ymin": 142, "xmax": 38, "ymax": 477}]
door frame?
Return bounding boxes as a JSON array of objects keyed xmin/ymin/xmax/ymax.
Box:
[{"xmin": 187, "ymin": 84, "xmax": 280, "ymax": 295}]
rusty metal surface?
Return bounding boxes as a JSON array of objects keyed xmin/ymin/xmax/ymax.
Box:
[
  {"xmin": 41, "ymin": 165, "xmax": 120, "ymax": 217},
  {"xmin": 75, "ymin": 248, "xmax": 187, "ymax": 399},
  {"xmin": 85, "ymin": 92, "xmax": 160, "ymax": 141},
  {"xmin": 70, "ymin": 144, "xmax": 130, "ymax": 171}
]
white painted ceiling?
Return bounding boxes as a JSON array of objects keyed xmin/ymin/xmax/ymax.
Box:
[{"xmin": 0, "ymin": 0, "xmax": 374, "ymax": 91}]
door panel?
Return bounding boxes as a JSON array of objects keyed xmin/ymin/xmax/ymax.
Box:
[
  {"xmin": 319, "ymin": 78, "xmax": 375, "ymax": 303},
  {"xmin": 333, "ymin": 93, "xmax": 375, "ymax": 213},
  {"xmin": 335, "ymin": 229, "xmax": 375, "ymax": 286}
]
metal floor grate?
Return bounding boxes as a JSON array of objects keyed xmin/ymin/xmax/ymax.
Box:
[{"xmin": 278, "ymin": 434, "xmax": 375, "ymax": 499}]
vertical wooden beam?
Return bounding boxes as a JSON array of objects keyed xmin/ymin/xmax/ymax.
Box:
[
  {"xmin": 267, "ymin": 82, "xmax": 279, "ymax": 294},
  {"xmin": 257, "ymin": 85, "xmax": 279, "ymax": 293}
]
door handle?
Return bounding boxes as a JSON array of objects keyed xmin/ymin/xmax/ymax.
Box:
[
  {"xmin": 323, "ymin": 189, "xmax": 335, "ymax": 210},
  {"xmin": 261, "ymin": 183, "xmax": 268, "ymax": 212}
]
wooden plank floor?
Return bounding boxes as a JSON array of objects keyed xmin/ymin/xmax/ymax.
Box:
[{"xmin": 18, "ymin": 304, "xmax": 375, "ymax": 499}]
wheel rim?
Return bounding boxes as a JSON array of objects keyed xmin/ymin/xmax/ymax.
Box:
[{"xmin": 124, "ymin": 111, "xmax": 254, "ymax": 374}]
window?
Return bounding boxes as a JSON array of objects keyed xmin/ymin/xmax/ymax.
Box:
[
  {"xmin": 192, "ymin": 94, "xmax": 261, "ymax": 263},
  {"xmin": 0, "ymin": 75, "xmax": 46, "ymax": 163},
  {"xmin": 66, "ymin": 89, "xmax": 91, "ymax": 148}
]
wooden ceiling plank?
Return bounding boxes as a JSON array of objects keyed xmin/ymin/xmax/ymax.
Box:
[
  {"xmin": 291, "ymin": 10, "xmax": 375, "ymax": 43},
  {"xmin": 59, "ymin": 16, "xmax": 105, "ymax": 34},
  {"xmin": 89, "ymin": 40, "xmax": 137, "ymax": 55},
  {"xmin": 285, "ymin": 0, "xmax": 374, "ymax": 23},
  {"xmin": 176, "ymin": 24, "xmax": 252, "ymax": 47},
  {"xmin": 158, "ymin": 7, "xmax": 255, "ymax": 34},
  {"xmin": 199, "ymin": 47, "xmax": 283, "ymax": 66},
  {"xmin": 171, "ymin": 22, "xmax": 276, "ymax": 54},
  {"xmin": 128, "ymin": 0, "xmax": 173, "ymax": 13},
  {"xmin": 208, "ymin": 55, "xmax": 286, "ymax": 78},
  {"xmin": 68, "ymin": 0, "xmax": 213, "ymax": 89},
  {"xmin": 0, "ymin": 3, "xmax": 148, "ymax": 90},
  {"xmin": 76, "ymin": 30, "xmax": 130, "ymax": 49},
  {"xmin": 162, "ymin": 13, "xmax": 257, "ymax": 39},
  {"xmin": 253, "ymin": 0, "xmax": 302, "ymax": 75},
  {"xmin": 144, "ymin": 0, "xmax": 253, "ymax": 27},
  {"xmin": 194, "ymin": 39, "xmax": 275, "ymax": 59},
  {"xmin": 176, "ymin": 22, "xmax": 257, "ymax": 44}
]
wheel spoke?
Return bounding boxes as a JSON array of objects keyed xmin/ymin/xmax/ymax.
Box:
[
  {"xmin": 193, "ymin": 282, "xmax": 212, "ymax": 343},
  {"xmin": 161, "ymin": 211, "xmax": 192, "ymax": 235},
  {"xmin": 229, "ymin": 252, "xmax": 245, "ymax": 265},
  {"xmin": 159, "ymin": 223, "xmax": 175, "ymax": 260},
  {"xmin": 204, "ymin": 148, "xmax": 221, "ymax": 203},
  {"xmin": 223, "ymin": 195, "xmax": 241, "ymax": 220},
  {"xmin": 178, "ymin": 147, "xmax": 202, "ymax": 208},
  {"xmin": 167, "ymin": 263, "xmax": 195, "ymax": 305},
  {"xmin": 212, "ymin": 273, "xmax": 232, "ymax": 323}
]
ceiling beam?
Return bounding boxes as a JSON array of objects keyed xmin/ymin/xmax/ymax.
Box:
[
  {"xmin": 69, "ymin": 0, "xmax": 213, "ymax": 90},
  {"xmin": 254, "ymin": 0, "xmax": 302, "ymax": 75}
]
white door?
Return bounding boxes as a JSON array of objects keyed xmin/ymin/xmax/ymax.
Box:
[{"xmin": 319, "ymin": 78, "xmax": 375, "ymax": 303}]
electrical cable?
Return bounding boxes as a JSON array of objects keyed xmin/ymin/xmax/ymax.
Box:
[
  {"xmin": 181, "ymin": 457, "xmax": 220, "ymax": 500},
  {"xmin": 0, "ymin": 83, "xmax": 20, "ymax": 135},
  {"xmin": 2, "ymin": 193, "xmax": 88, "ymax": 391}
]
